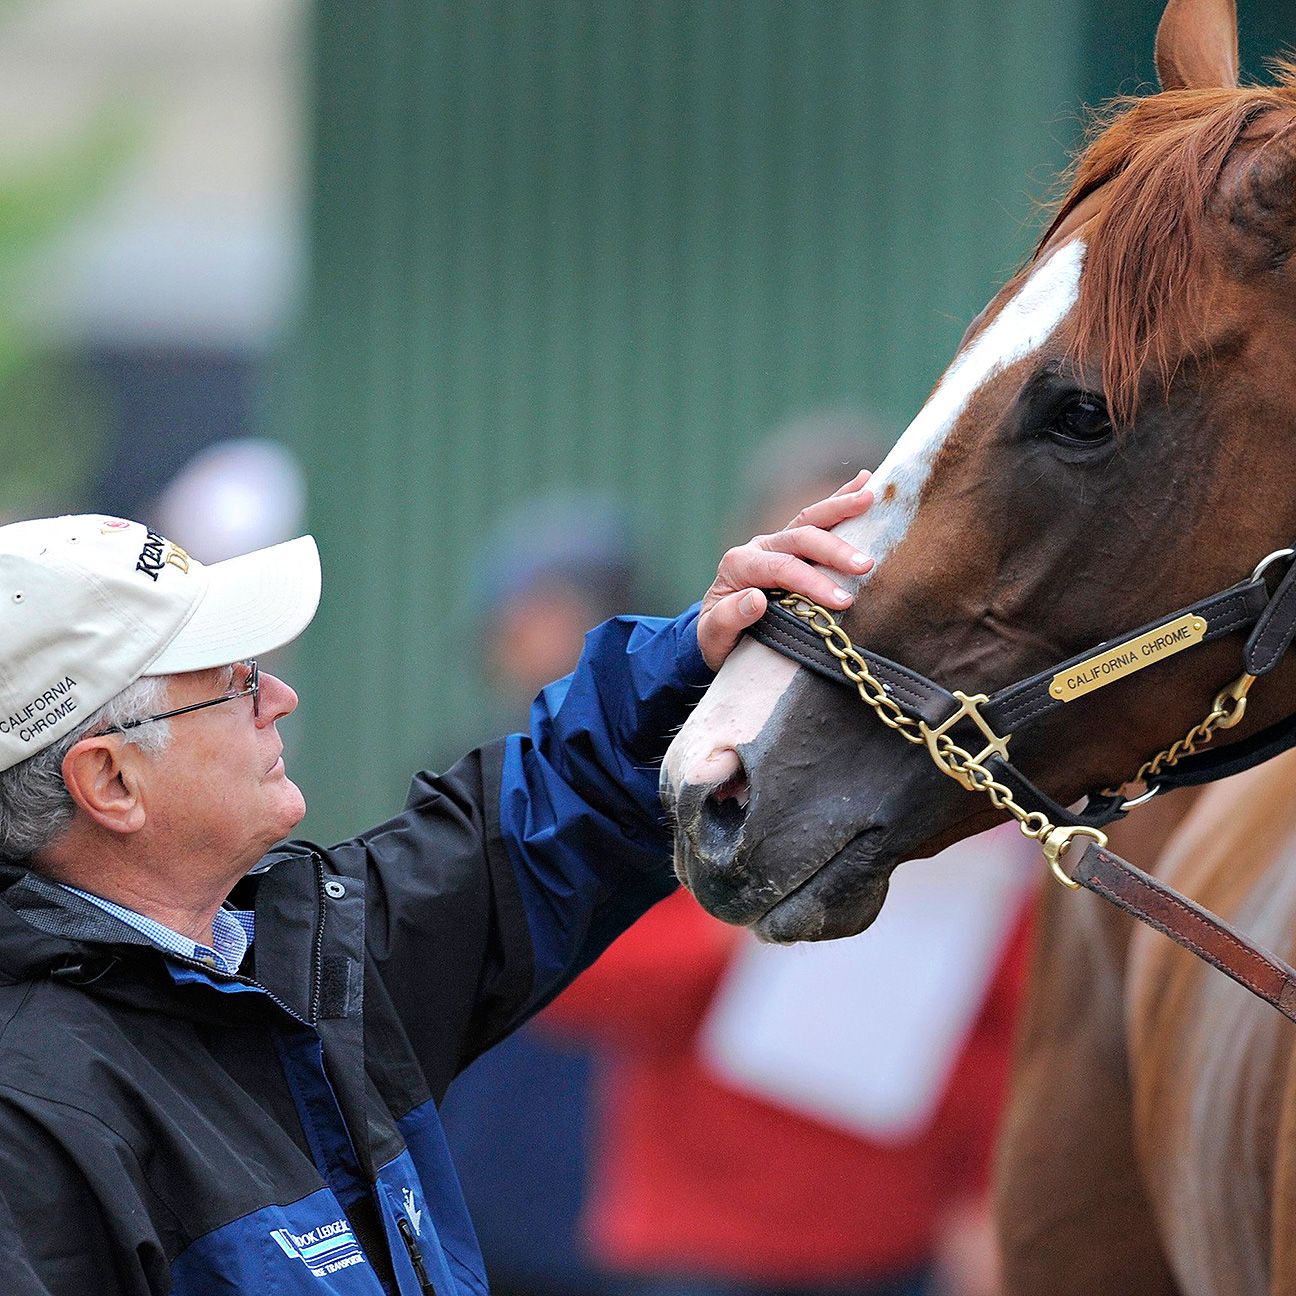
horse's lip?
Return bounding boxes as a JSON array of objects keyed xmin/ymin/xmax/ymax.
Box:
[
  {"xmin": 750, "ymin": 828, "xmax": 889, "ymax": 943},
  {"xmin": 675, "ymin": 827, "xmax": 852, "ymax": 928}
]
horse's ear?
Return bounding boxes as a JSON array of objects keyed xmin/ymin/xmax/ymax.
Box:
[{"xmin": 1155, "ymin": 0, "xmax": 1239, "ymax": 90}]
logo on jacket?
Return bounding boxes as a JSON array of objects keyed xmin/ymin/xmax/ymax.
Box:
[
  {"xmin": 270, "ymin": 1218, "xmax": 366, "ymax": 1277},
  {"xmin": 401, "ymin": 1186, "xmax": 423, "ymax": 1236}
]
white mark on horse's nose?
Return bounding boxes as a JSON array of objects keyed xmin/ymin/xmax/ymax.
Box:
[
  {"xmin": 666, "ymin": 745, "xmax": 743, "ymax": 806},
  {"xmin": 666, "ymin": 241, "xmax": 1086, "ymax": 812},
  {"xmin": 664, "ymin": 638, "xmax": 798, "ymax": 796},
  {"xmin": 697, "ymin": 746, "xmax": 742, "ymax": 785}
]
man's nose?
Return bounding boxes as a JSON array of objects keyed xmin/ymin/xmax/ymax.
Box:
[{"xmin": 256, "ymin": 671, "xmax": 299, "ymax": 724}]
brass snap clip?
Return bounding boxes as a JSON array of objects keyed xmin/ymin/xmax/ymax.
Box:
[
  {"xmin": 1212, "ymin": 672, "xmax": 1256, "ymax": 731},
  {"xmin": 1040, "ymin": 825, "xmax": 1108, "ymax": 891}
]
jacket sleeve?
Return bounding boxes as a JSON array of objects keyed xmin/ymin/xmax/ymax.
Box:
[
  {"xmin": 0, "ymin": 1091, "xmax": 170, "ymax": 1295},
  {"xmin": 329, "ymin": 606, "xmax": 713, "ymax": 1097}
]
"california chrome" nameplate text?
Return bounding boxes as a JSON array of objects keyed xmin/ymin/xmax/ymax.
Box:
[{"xmin": 1049, "ymin": 613, "xmax": 1208, "ymax": 703}]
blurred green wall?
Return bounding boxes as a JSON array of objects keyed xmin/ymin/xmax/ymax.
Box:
[{"xmin": 283, "ymin": 0, "xmax": 1286, "ymax": 843}]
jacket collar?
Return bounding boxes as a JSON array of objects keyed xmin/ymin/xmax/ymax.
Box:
[{"xmin": 0, "ymin": 853, "xmax": 335, "ymax": 1026}]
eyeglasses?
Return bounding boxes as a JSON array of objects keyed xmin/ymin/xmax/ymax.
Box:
[{"xmin": 103, "ymin": 660, "xmax": 260, "ymax": 734}]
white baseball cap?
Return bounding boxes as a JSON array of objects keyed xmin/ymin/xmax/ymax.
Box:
[{"xmin": 0, "ymin": 515, "xmax": 321, "ymax": 771}]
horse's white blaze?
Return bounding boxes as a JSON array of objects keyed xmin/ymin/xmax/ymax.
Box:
[
  {"xmin": 662, "ymin": 239, "xmax": 1086, "ymax": 796},
  {"xmin": 833, "ymin": 238, "xmax": 1086, "ymax": 568}
]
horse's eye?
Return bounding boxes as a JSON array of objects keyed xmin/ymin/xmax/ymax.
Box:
[{"xmin": 1046, "ymin": 393, "xmax": 1112, "ymax": 446}]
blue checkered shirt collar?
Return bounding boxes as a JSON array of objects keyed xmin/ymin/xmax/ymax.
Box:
[{"xmin": 60, "ymin": 886, "xmax": 255, "ymax": 974}]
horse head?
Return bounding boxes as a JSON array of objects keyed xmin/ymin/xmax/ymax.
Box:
[{"xmin": 662, "ymin": 0, "xmax": 1296, "ymax": 943}]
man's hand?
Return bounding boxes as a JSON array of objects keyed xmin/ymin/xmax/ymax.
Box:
[{"xmin": 696, "ymin": 469, "xmax": 876, "ymax": 671}]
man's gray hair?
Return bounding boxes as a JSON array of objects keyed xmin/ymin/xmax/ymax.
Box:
[{"xmin": 0, "ymin": 676, "xmax": 173, "ymax": 861}]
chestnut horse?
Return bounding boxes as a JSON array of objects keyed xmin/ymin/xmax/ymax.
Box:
[{"xmin": 661, "ymin": 0, "xmax": 1296, "ymax": 1291}]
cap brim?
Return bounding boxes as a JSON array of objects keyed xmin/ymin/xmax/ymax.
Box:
[{"xmin": 145, "ymin": 535, "xmax": 321, "ymax": 674}]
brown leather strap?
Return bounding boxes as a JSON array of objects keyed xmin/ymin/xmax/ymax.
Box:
[
  {"xmin": 749, "ymin": 601, "xmax": 960, "ymax": 725},
  {"xmin": 985, "ymin": 577, "xmax": 1268, "ymax": 732},
  {"xmin": 1246, "ymin": 553, "xmax": 1296, "ymax": 674},
  {"xmin": 1062, "ymin": 841, "xmax": 1296, "ymax": 1022}
]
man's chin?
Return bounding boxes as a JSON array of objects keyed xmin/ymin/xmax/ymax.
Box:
[{"xmin": 272, "ymin": 779, "xmax": 308, "ymax": 839}]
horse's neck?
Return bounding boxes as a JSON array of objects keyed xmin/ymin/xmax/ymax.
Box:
[
  {"xmin": 1126, "ymin": 749, "xmax": 1296, "ymax": 1048},
  {"xmin": 1125, "ymin": 750, "xmax": 1296, "ymax": 1296},
  {"xmin": 1148, "ymin": 751, "xmax": 1296, "ymax": 915}
]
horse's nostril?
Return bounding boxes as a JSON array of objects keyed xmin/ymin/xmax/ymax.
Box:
[
  {"xmin": 698, "ymin": 758, "xmax": 750, "ymax": 859},
  {"xmin": 712, "ymin": 770, "xmax": 750, "ymax": 809}
]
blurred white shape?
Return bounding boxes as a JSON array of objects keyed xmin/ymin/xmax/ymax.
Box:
[
  {"xmin": 0, "ymin": 0, "xmax": 305, "ymax": 346},
  {"xmin": 152, "ymin": 438, "xmax": 306, "ymax": 562},
  {"xmin": 699, "ymin": 823, "xmax": 1036, "ymax": 1142}
]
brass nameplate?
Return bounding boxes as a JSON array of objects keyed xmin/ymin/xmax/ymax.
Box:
[{"xmin": 1049, "ymin": 613, "xmax": 1208, "ymax": 703}]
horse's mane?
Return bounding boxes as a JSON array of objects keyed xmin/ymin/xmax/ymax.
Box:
[{"xmin": 1036, "ymin": 60, "xmax": 1296, "ymax": 424}]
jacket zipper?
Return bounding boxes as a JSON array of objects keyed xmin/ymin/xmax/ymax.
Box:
[
  {"xmin": 396, "ymin": 1216, "xmax": 438, "ymax": 1294},
  {"xmin": 168, "ymin": 851, "xmax": 332, "ymax": 1025},
  {"xmin": 307, "ymin": 851, "xmax": 327, "ymax": 1022},
  {"xmin": 167, "ymin": 954, "xmax": 306, "ymax": 1022}
]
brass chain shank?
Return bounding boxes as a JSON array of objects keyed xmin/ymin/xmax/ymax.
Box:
[
  {"xmin": 770, "ymin": 593, "xmax": 1259, "ymax": 889},
  {"xmin": 774, "ymin": 594, "xmax": 1056, "ymax": 847},
  {"xmin": 1101, "ymin": 670, "xmax": 1256, "ymax": 796}
]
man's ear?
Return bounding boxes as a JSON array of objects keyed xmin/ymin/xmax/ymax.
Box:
[
  {"xmin": 61, "ymin": 737, "xmax": 147, "ymax": 836},
  {"xmin": 1155, "ymin": 0, "xmax": 1239, "ymax": 91}
]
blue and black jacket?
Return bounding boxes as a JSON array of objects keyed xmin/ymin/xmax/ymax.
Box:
[{"xmin": 0, "ymin": 610, "xmax": 711, "ymax": 1295}]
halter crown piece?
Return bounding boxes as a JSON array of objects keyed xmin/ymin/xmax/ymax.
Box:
[{"xmin": 748, "ymin": 543, "xmax": 1296, "ymax": 1022}]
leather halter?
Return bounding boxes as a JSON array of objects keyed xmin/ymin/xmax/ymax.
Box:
[{"xmin": 747, "ymin": 547, "xmax": 1296, "ymax": 1024}]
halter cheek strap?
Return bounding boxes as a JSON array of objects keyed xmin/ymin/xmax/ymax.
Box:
[{"xmin": 1140, "ymin": 550, "xmax": 1296, "ymax": 792}]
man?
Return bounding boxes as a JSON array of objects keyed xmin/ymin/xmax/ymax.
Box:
[{"xmin": 0, "ymin": 476, "xmax": 873, "ymax": 1296}]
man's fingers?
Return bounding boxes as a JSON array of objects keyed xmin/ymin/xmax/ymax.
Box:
[
  {"xmin": 831, "ymin": 469, "xmax": 872, "ymax": 497},
  {"xmin": 723, "ymin": 548, "xmax": 856, "ymax": 609},
  {"xmin": 786, "ymin": 484, "xmax": 874, "ymax": 531},
  {"xmin": 697, "ymin": 588, "xmax": 767, "ymax": 671},
  {"xmin": 699, "ymin": 468, "xmax": 878, "ymax": 670},
  {"xmin": 760, "ymin": 525, "xmax": 873, "ymax": 576}
]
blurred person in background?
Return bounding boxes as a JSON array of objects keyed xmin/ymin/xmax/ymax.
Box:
[
  {"xmin": 436, "ymin": 494, "xmax": 648, "ymax": 758},
  {"xmin": 438, "ymin": 493, "xmax": 649, "ymax": 1296},
  {"xmin": 147, "ymin": 435, "xmax": 310, "ymax": 748},
  {"xmin": 541, "ymin": 414, "xmax": 1032, "ymax": 1296}
]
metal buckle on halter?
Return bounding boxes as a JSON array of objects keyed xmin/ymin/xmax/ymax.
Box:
[
  {"xmin": 1119, "ymin": 783, "xmax": 1162, "ymax": 811},
  {"xmin": 1251, "ymin": 548, "xmax": 1296, "ymax": 584},
  {"xmin": 920, "ymin": 691, "xmax": 1011, "ymax": 792},
  {"xmin": 1213, "ymin": 671, "xmax": 1257, "ymax": 729}
]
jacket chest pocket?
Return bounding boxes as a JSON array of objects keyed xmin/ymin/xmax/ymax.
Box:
[{"xmin": 169, "ymin": 1190, "xmax": 388, "ymax": 1295}]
